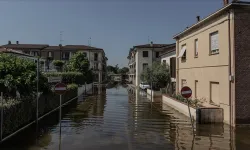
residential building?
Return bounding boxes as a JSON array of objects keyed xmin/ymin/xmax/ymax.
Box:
[
  {"xmin": 0, "ymin": 47, "xmax": 46, "ymax": 71},
  {"xmin": 2, "ymin": 42, "xmax": 107, "ymax": 83},
  {"xmin": 173, "ymin": 1, "xmax": 250, "ymax": 125},
  {"xmin": 127, "ymin": 42, "xmax": 173, "ymax": 86},
  {"xmin": 159, "ymin": 44, "xmax": 176, "ymax": 94}
]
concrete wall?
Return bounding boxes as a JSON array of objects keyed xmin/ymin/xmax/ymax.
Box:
[
  {"xmin": 176, "ymin": 12, "xmax": 231, "ymax": 124},
  {"xmin": 146, "ymin": 89, "xmax": 162, "ymax": 97},
  {"xmin": 162, "ymin": 95, "xmax": 196, "ymax": 119},
  {"xmin": 77, "ymin": 83, "xmax": 93, "ymax": 96}
]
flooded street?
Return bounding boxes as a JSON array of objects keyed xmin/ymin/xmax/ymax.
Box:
[{"xmin": 1, "ymin": 84, "xmax": 250, "ymax": 149}]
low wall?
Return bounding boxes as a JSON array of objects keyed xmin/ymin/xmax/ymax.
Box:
[
  {"xmin": 78, "ymin": 83, "xmax": 93, "ymax": 96},
  {"xmin": 147, "ymin": 89, "xmax": 162, "ymax": 97},
  {"xmin": 162, "ymin": 94, "xmax": 196, "ymax": 119}
]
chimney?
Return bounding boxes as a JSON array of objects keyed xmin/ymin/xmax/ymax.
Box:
[
  {"xmin": 16, "ymin": 41, "xmax": 19, "ymax": 44},
  {"xmin": 8, "ymin": 41, "xmax": 11, "ymax": 45},
  {"xmin": 196, "ymin": 16, "xmax": 200, "ymax": 22},
  {"xmin": 223, "ymin": 0, "xmax": 229, "ymax": 6},
  {"xmin": 150, "ymin": 41, "xmax": 153, "ymax": 47}
]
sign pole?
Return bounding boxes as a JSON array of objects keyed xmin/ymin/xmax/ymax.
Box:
[
  {"xmin": 181, "ymin": 86, "xmax": 195, "ymax": 135},
  {"xmin": 187, "ymin": 98, "xmax": 195, "ymax": 133},
  {"xmin": 59, "ymin": 94, "xmax": 62, "ymax": 150}
]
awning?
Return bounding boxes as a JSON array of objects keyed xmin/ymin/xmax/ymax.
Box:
[{"xmin": 178, "ymin": 46, "xmax": 186, "ymax": 58}]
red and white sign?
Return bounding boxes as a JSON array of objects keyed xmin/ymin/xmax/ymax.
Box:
[
  {"xmin": 181, "ymin": 86, "xmax": 192, "ymax": 98},
  {"xmin": 54, "ymin": 83, "xmax": 67, "ymax": 95}
]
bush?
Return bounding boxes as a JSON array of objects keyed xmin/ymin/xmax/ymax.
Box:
[
  {"xmin": 0, "ymin": 53, "xmax": 49, "ymax": 97},
  {"xmin": 67, "ymin": 84, "xmax": 78, "ymax": 90},
  {"xmin": 53, "ymin": 60, "xmax": 64, "ymax": 67},
  {"xmin": 44, "ymin": 72, "xmax": 85, "ymax": 85}
]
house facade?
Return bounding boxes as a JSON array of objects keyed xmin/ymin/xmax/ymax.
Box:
[
  {"xmin": 128, "ymin": 42, "xmax": 172, "ymax": 86},
  {"xmin": 2, "ymin": 42, "xmax": 107, "ymax": 83},
  {"xmin": 159, "ymin": 44, "xmax": 176, "ymax": 94},
  {"xmin": 173, "ymin": 1, "xmax": 250, "ymax": 125}
]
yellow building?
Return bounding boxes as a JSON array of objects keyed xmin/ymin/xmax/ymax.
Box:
[{"xmin": 173, "ymin": 1, "xmax": 250, "ymax": 126}]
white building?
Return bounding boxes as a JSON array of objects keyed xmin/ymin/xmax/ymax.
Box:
[
  {"xmin": 128, "ymin": 42, "xmax": 174, "ymax": 86},
  {"xmin": 159, "ymin": 44, "xmax": 176, "ymax": 93}
]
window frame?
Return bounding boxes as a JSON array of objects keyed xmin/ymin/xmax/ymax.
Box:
[
  {"xmin": 156, "ymin": 52, "xmax": 159, "ymax": 58},
  {"xmin": 142, "ymin": 51, "xmax": 148, "ymax": 57},
  {"xmin": 142, "ymin": 63, "xmax": 148, "ymax": 71},
  {"xmin": 209, "ymin": 31, "xmax": 219, "ymax": 55},
  {"xmin": 181, "ymin": 44, "xmax": 186, "ymax": 62},
  {"xmin": 194, "ymin": 39, "xmax": 198, "ymax": 58}
]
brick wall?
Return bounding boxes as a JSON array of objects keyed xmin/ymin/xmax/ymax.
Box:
[{"xmin": 234, "ymin": 6, "xmax": 250, "ymax": 124}]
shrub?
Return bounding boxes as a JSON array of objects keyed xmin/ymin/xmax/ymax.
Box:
[
  {"xmin": 52, "ymin": 60, "xmax": 64, "ymax": 67},
  {"xmin": 67, "ymin": 84, "xmax": 78, "ymax": 90},
  {"xmin": 44, "ymin": 72, "xmax": 85, "ymax": 85}
]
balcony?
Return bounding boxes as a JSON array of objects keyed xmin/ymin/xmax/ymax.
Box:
[{"xmin": 128, "ymin": 58, "xmax": 135, "ymax": 66}]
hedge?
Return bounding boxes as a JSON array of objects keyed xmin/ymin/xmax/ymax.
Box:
[{"xmin": 44, "ymin": 72, "xmax": 85, "ymax": 85}]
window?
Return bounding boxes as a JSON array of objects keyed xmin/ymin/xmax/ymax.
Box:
[
  {"xmin": 178, "ymin": 44, "xmax": 186, "ymax": 62},
  {"xmin": 162, "ymin": 60, "xmax": 166, "ymax": 64},
  {"xmin": 94, "ymin": 63, "xmax": 98, "ymax": 70},
  {"xmin": 143, "ymin": 51, "xmax": 148, "ymax": 57},
  {"xmin": 94, "ymin": 53, "xmax": 98, "ymax": 61},
  {"xmin": 156, "ymin": 52, "xmax": 159, "ymax": 58},
  {"xmin": 195, "ymin": 80, "xmax": 198, "ymax": 98},
  {"xmin": 31, "ymin": 51, "xmax": 39, "ymax": 56},
  {"xmin": 48, "ymin": 51, "xmax": 53, "ymax": 57},
  {"xmin": 210, "ymin": 31, "xmax": 219, "ymax": 54},
  {"xmin": 194, "ymin": 39, "xmax": 198, "ymax": 57},
  {"xmin": 142, "ymin": 63, "xmax": 148, "ymax": 71},
  {"xmin": 210, "ymin": 82, "xmax": 219, "ymax": 105},
  {"xmin": 170, "ymin": 57, "xmax": 176, "ymax": 78},
  {"xmin": 181, "ymin": 79, "xmax": 186, "ymax": 88},
  {"xmin": 62, "ymin": 52, "xmax": 70, "ymax": 60}
]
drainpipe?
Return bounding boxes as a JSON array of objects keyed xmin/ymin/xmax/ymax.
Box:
[
  {"xmin": 228, "ymin": 10, "xmax": 233, "ymax": 126},
  {"xmin": 176, "ymin": 38, "xmax": 179, "ymax": 94}
]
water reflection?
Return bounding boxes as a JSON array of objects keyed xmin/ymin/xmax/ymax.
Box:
[{"xmin": 0, "ymin": 85, "xmax": 250, "ymax": 149}]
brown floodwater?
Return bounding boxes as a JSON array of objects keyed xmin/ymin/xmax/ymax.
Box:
[{"xmin": 0, "ymin": 84, "xmax": 250, "ymax": 150}]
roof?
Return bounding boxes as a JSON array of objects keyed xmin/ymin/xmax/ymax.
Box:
[
  {"xmin": 159, "ymin": 44, "xmax": 176, "ymax": 57},
  {"xmin": 43, "ymin": 46, "xmax": 62, "ymax": 51},
  {"xmin": 2, "ymin": 44, "xmax": 49, "ymax": 49},
  {"xmin": 64, "ymin": 45, "xmax": 103, "ymax": 51},
  {"xmin": 0, "ymin": 48, "xmax": 36, "ymax": 57},
  {"xmin": 173, "ymin": 1, "xmax": 250, "ymax": 39},
  {"xmin": 133, "ymin": 44, "xmax": 170, "ymax": 49}
]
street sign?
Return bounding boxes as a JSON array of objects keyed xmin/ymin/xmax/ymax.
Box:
[
  {"xmin": 48, "ymin": 76, "xmax": 62, "ymax": 83},
  {"xmin": 181, "ymin": 86, "xmax": 192, "ymax": 98},
  {"xmin": 54, "ymin": 83, "xmax": 67, "ymax": 95}
]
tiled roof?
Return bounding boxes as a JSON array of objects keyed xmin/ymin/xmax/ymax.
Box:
[
  {"xmin": 64, "ymin": 45, "xmax": 103, "ymax": 50},
  {"xmin": 134, "ymin": 44, "xmax": 170, "ymax": 48},
  {"xmin": 159, "ymin": 44, "xmax": 176, "ymax": 56},
  {"xmin": 2, "ymin": 44, "xmax": 49, "ymax": 49}
]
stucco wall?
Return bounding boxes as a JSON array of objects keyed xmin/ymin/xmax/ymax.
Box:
[
  {"xmin": 160, "ymin": 51, "xmax": 176, "ymax": 82},
  {"xmin": 176, "ymin": 12, "xmax": 231, "ymax": 124}
]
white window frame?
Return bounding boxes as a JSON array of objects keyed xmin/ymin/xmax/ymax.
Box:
[{"xmin": 210, "ymin": 31, "xmax": 219, "ymax": 55}]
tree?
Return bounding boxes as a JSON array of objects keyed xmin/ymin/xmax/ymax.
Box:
[
  {"xmin": 66, "ymin": 52, "xmax": 89, "ymax": 73},
  {"xmin": 65, "ymin": 52, "xmax": 92, "ymax": 83},
  {"xmin": 53, "ymin": 60, "xmax": 64, "ymax": 71},
  {"xmin": 118, "ymin": 67, "xmax": 129, "ymax": 74},
  {"xmin": 140, "ymin": 62, "xmax": 171, "ymax": 89},
  {"xmin": 0, "ymin": 53, "xmax": 49, "ymax": 97},
  {"xmin": 106, "ymin": 65, "xmax": 119, "ymax": 74}
]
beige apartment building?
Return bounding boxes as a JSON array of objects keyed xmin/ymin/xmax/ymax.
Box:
[
  {"xmin": 2, "ymin": 41, "xmax": 107, "ymax": 83},
  {"xmin": 173, "ymin": 1, "xmax": 250, "ymax": 126}
]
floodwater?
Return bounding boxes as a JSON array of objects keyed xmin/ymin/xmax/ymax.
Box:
[{"xmin": 1, "ymin": 84, "xmax": 250, "ymax": 149}]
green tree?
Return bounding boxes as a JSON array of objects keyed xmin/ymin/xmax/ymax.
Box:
[
  {"xmin": 53, "ymin": 60, "xmax": 64, "ymax": 71},
  {"xmin": 118, "ymin": 67, "xmax": 129, "ymax": 74},
  {"xmin": 66, "ymin": 52, "xmax": 89, "ymax": 73},
  {"xmin": 140, "ymin": 62, "xmax": 171, "ymax": 89},
  {"xmin": 0, "ymin": 53, "xmax": 49, "ymax": 97},
  {"xmin": 66, "ymin": 52, "xmax": 92, "ymax": 83}
]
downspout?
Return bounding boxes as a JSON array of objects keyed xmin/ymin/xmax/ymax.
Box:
[
  {"xmin": 176, "ymin": 37, "xmax": 179, "ymax": 94},
  {"xmin": 228, "ymin": 10, "xmax": 233, "ymax": 126}
]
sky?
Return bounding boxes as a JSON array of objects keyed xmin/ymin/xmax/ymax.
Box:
[{"xmin": 0, "ymin": 0, "xmax": 228, "ymax": 67}]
